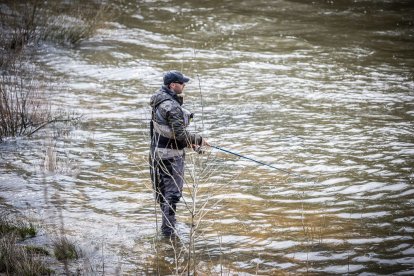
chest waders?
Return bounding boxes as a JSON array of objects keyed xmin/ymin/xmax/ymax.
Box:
[{"xmin": 149, "ymin": 100, "xmax": 192, "ymax": 236}]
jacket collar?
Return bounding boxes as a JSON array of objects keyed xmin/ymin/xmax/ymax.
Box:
[{"xmin": 161, "ymin": 85, "xmax": 183, "ymax": 106}]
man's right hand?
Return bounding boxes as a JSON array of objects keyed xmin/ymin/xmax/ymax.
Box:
[
  {"xmin": 192, "ymin": 141, "xmax": 209, "ymax": 154},
  {"xmin": 202, "ymin": 139, "xmax": 210, "ymax": 147}
]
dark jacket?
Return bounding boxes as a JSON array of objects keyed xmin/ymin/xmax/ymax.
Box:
[{"xmin": 150, "ymin": 85, "xmax": 203, "ymax": 149}]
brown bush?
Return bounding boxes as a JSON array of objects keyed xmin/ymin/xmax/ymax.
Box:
[{"xmin": 0, "ymin": 0, "xmax": 108, "ymax": 141}]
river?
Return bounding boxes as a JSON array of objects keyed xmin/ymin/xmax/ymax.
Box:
[{"xmin": 1, "ymin": 0, "xmax": 413, "ymax": 274}]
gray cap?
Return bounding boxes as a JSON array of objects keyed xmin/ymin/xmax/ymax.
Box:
[{"xmin": 163, "ymin": 70, "xmax": 190, "ymax": 85}]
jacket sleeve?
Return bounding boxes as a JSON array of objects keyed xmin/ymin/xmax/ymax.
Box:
[{"xmin": 166, "ymin": 105, "xmax": 203, "ymax": 146}]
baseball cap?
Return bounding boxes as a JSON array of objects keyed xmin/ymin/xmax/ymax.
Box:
[{"xmin": 163, "ymin": 70, "xmax": 190, "ymax": 85}]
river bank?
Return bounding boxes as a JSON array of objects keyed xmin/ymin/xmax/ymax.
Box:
[{"xmin": 1, "ymin": 1, "xmax": 113, "ymax": 274}]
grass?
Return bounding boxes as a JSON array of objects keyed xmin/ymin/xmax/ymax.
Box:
[
  {"xmin": 0, "ymin": 234, "xmax": 52, "ymax": 275},
  {"xmin": 40, "ymin": 3, "xmax": 111, "ymax": 45},
  {"xmin": 25, "ymin": 245, "xmax": 51, "ymax": 256},
  {"xmin": 0, "ymin": 235, "xmax": 51, "ymax": 275},
  {"xmin": 0, "ymin": 222, "xmax": 36, "ymax": 239},
  {"xmin": 0, "ymin": 210, "xmax": 51, "ymax": 275},
  {"xmin": 53, "ymin": 236, "xmax": 80, "ymax": 261},
  {"xmin": 0, "ymin": 209, "xmax": 88, "ymax": 274},
  {"xmin": 0, "ymin": 209, "xmax": 87, "ymax": 274},
  {"xmin": 0, "ymin": 212, "xmax": 37, "ymax": 239}
]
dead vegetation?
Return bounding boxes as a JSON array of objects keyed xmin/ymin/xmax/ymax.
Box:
[
  {"xmin": 52, "ymin": 236, "xmax": 81, "ymax": 261},
  {"xmin": 1, "ymin": 0, "xmax": 111, "ymax": 274},
  {"xmin": 0, "ymin": 0, "xmax": 111, "ymax": 142},
  {"xmin": 0, "ymin": 210, "xmax": 51, "ymax": 275}
]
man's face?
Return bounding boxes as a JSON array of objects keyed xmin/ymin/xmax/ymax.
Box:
[{"xmin": 170, "ymin": 82, "xmax": 186, "ymax": 94}]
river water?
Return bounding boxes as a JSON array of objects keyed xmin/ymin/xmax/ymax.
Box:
[{"xmin": 1, "ymin": 0, "xmax": 414, "ymax": 274}]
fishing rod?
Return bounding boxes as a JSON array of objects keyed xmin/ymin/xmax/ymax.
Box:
[
  {"xmin": 210, "ymin": 145, "xmax": 296, "ymax": 176},
  {"xmin": 210, "ymin": 145, "xmax": 318, "ymax": 184}
]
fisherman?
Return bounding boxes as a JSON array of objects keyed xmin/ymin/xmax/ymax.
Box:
[{"xmin": 149, "ymin": 70, "xmax": 209, "ymax": 237}]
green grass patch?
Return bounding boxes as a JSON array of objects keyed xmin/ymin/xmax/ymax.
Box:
[
  {"xmin": 0, "ymin": 234, "xmax": 51, "ymax": 275},
  {"xmin": 53, "ymin": 236, "xmax": 80, "ymax": 261},
  {"xmin": 25, "ymin": 245, "xmax": 50, "ymax": 256},
  {"xmin": 0, "ymin": 216, "xmax": 37, "ymax": 239}
]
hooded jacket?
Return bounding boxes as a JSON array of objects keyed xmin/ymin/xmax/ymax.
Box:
[{"xmin": 150, "ymin": 85, "xmax": 203, "ymax": 150}]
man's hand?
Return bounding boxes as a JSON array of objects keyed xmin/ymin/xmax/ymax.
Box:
[
  {"xmin": 191, "ymin": 145, "xmax": 203, "ymax": 154},
  {"xmin": 192, "ymin": 142, "xmax": 209, "ymax": 154},
  {"xmin": 202, "ymin": 138, "xmax": 210, "ymax": 147}
]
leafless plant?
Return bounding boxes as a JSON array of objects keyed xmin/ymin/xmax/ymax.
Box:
[
  {"xmin": 38, "ymin": 0, "xmax": 112, "ymax": 45},
  {"xmin": 0, "ymin": 63, "xmax": 81, "ymax": 141},
  {"xmin": 134, "ymin": 128, "xmax": 241, "ymax": 275},
  {"xmin": 0, "ymin": 0, "xmax": 85, "ymax": 142},
  {"xmin": 0, "ymin": 0, "xmax": 108, "ymax": 142}
]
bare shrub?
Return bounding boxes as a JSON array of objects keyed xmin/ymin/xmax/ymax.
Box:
[
  {"xmin": 0, "ymin": 0, "xmax": 110, "ymax": 48},
  {"xmin": 181, "ymin": 150, "xmax": 240, "ymax": 275},
  {"xmin": 1, "ymin": 62, "xmax": 48, "ymax": 139},
  {"xmin": 0, "ymin": 62, "xmax": 80, "ymax": 141},
  {"xmin": 0, "ymin": 0, "xmax": 108, "ymax": 142},
  {"xmin": 0, "ymin": 1, "xmax": 38, "ymax": 59},
  {"xmin": 136, "ymin": 141, "xmax": 240, "ymax": 274},
  {"xmin": 39, "ymin": 1, "xmax": 112, "ymax": 45}
]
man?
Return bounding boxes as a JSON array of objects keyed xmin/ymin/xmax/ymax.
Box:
[{"xmin": 149, "ymin": 70, "xmax": 208, "ymax": 237}]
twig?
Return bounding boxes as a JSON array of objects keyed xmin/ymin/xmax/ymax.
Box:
[
  {"xmin": 27, "ymin": 116, "xmax": 81, "ymax": 137},
  {"xmin": 196, "ymin": 74, "xmax": 205, "ymax": 130}
]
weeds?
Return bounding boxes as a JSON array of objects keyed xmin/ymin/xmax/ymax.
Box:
[
  {"xmin": 0, "ymin": 211, "xmax": 37, "ymax": 239},
  {"xmin": 40, "ymin": 1, "xmax": 111, "ymax": 45},
  {"xmin": 0, "ymin": 234, "xmax": 51, "ymax": 275},
  {"xmin": 53, "ymin": 236, "xmax": 80, "ymax": 261},
  {"xmin": 25, "ymin": 245, "xmax": 50, "ymax": 256},
  {"xmin": 0, "ymin": 0, "xmax": 109, "ymax": 142},
  {"xmin": 0, "ymin": 210, "xmax": 50, "ymax": 275}
]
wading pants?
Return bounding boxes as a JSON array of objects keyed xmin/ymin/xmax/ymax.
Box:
[{"xmin": 150, "ymin": 154, "xmax": 184, "ymax": 236}]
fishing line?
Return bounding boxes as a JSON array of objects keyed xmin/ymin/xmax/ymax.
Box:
[
  {"xmin": 193, "ymin": 73, "xmax": 314, "ymax": 183},
  {"xmin": 210, "ymin": 145, "xmax": 313, "ymax": 182}
]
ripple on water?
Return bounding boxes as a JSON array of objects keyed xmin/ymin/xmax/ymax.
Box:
[
  {"xmin": 264, "ymin": 240, "xmax": 299, "ymax": 251},
  {"xmin": 336, "ymin": 211, "xmax": 390, "ymax": 219},
  {"xmin": 312, "ymin": 264, "xmax": 365, "ymax": 274},
  {"xmin": 2, "ymin": 0, "xmax": 413, "ymax": 274},
  {"xmin": 211, "ymin": 193, "xmax": 264, "ymax": 201},
  {"xmin": 338, "ymin": 181, "xmax": 386, "ymax": 195}
]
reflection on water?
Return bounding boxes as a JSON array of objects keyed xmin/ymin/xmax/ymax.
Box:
[{"xmin": 1, "ymin": 0, "xmax": 414, "ymax": 274}]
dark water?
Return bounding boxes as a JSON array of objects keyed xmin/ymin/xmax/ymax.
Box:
[{"xmin": 1, "ymin": 0, "xmax": 414, "ymax": 274}]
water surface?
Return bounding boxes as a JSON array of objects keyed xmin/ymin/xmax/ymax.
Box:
[{"xmin": 1, "ymin": 0, "xmax": 413, "ymax": 274}]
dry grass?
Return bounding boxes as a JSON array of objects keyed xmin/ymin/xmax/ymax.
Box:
[
  {"xmin": 0, "ymin": 234, "xmax": 51, "ymax": 275},
  {"xmin": 0, "ymin": 210, "xmax": 37, "ymax": 239},
  {"xmin": 52, "ymin": 236, "xmax": 80, "ymax": 261},
  {"xmin": 0, "ymin": 210, "xmax": 50, "ymax": 275},
  {"xmin": 0, "ymin": 0, "xmax": 108, "ymax": 142},
  {"xmin": 40, "ymin": 1, "xmax": 112, "ymax": 45}
]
